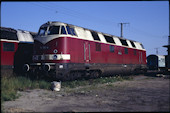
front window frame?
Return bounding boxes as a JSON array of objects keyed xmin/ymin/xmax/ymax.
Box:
[
  {"xmin": 38, "ymin": 24, "xmax": 77, "ymax": 36},
  {"xmin": 38, "ymin": 26, "xmax": 48, "ymax": 36},
  {"xmin": 47, "ymin": 26, "xmax": 60, "ymax": 35}
]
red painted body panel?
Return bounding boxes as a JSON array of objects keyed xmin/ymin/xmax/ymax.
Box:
[
  {"xmin": 68, "ymin": 37, "xmax": 146, "ymax": 65},
  {"xmin": 33, "ymin": 37, "xmax": 146, "ymax": 65},
  {"xmin": 0, "ymin": 40, "xmax": 18, "ymax": 66},
  {"xmin": 34, "ymin": 37, "xmax": 70, "ymax": 55}
]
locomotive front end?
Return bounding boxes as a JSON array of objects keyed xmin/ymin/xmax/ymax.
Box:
[{"xmin": 25, "ymin": 21, "xmax": 71, "ymax": 79}]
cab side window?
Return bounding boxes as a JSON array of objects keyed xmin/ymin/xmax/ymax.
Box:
[
  {"xmin": 66, "ymin": 25, "xmax": 77, "ymax": 36},
  {"xmin": 61, "ymin": 26, "xmax": 66, "ymax": 34}
]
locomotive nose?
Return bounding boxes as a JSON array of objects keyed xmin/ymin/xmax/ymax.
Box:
[{"xmin": 23, "ymin": 64, "xmax": 30, "ymax": 72}]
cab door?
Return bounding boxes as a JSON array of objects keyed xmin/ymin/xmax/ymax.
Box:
[
  {"xmin": 84, "ymin": 41, "xmax": 91, "ymax": 63},
  {"xmin": 139, "ymin": 51, "xmax": 143, "ymax": 64}
]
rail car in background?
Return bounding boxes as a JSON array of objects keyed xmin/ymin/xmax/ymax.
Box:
[
  {"xmin": 147, "ymin": 55, "xmax": 165, "ymax": 71},
  {"xmin": 24, "ymin": 21, "xmax": 147, "ymax": 80},
  {"xmin": 147, "ymin": 54, "xmax": 170, "ymax": 75},
  {"xmin": 0, "ymin": 27, "xmax": 35, "ymax": 76}
]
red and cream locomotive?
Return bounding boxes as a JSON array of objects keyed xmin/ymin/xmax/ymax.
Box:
[
  {"xmin": 1, "ymin": 27, "xmax": 35, "ymax": 76},
  {"xmin": 24, "ymin": 21, "xmax": 147, "ymax": 80}
]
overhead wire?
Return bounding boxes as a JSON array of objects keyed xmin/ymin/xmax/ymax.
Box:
[
  {"xmin": 29, "ymin": 2, "xmax": 167, "ymax": 40},
  {"xmin": 29, "ymin": 2, "xmax": 81, "ymax": 18},
  {"xmin": 33, "ymin": 2, "xmax": 116, "ymax": 25},
  {"xmin": 36, "ymin": 2, "xmax": 122, "ymax": 36}
]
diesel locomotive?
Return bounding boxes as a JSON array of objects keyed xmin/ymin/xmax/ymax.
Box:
[
  {"xmin": 0, "ymin": 27, "xmax": 35, "ymax": 76},
  {"xmin": 23, "ymin": 21, "xmax": 147, "ymax": 80}
]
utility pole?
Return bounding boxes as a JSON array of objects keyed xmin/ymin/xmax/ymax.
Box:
[
  {"xmin": 162, "ymin": 1, "xmax": 170, "ymax": 73},
  {"xmin": 154, "ymin": 47, "xmax": 159, "ymax": 55},
  {"xmin": 119, "ymin": 23, "xmax": 129, "ymax": 38}
]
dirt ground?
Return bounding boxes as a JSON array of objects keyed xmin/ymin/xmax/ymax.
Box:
[{"xmin": 2, "ymin": 74, "xmax": 170, "ymax": 112}]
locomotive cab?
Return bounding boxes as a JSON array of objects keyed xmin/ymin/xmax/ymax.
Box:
[
  {"xmin": 14, "ymin": 30, "xmax": 34, "ymax": 74},
  {"xmin": 28, "ymin": 22, "xmax": 76, "ymax": 79}
]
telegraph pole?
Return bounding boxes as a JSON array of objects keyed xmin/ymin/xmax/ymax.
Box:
[
  {"xmin": 119, "ymin": 23, "xmax": 129, "ymax": 38},
  {"xmin": 163, "ymin": 1, "xmax": 170, "ymax": 72},
  {"xmin": 154, "ymin": 47, "xmax": 159, "ymax": 55}
]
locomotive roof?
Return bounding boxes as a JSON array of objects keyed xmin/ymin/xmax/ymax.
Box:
[
  {"xmin": 42, "ymin": 21, "xmax": 139, "ymax": 43},
  {"xmin": 147, "ymin": 54, "xmax": 165, "ymax": 57},
  {"xmin": 38, "ymin": 21, "xmax": 145, "ymax": 50},
  {"xmin": 0, "ymin": 27, "xmax": 17, "ymax": 33},
  {"xmin": 1, "ymin": 26, "xmax": 35, "ymax": 43}
]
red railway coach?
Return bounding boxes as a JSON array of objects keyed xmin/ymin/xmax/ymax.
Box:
[
  {"xmin": 1, "ymin": 27, "xmax": 35, "ymax": 76},
  {"xmin": 25, "ymin": 21, "xmax": 147, "ymax": 80}
]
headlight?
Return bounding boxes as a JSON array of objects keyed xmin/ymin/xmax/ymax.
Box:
[
  {"xmin": 53, "ymin": 54, "xmax": 58, "ymax": 60},
  {"xmin": 59, "ymin": 64, "xmax": 63, "ymax": 69}
]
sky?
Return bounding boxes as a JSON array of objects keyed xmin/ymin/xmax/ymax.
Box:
[{"xmin": 1, "ymin": 1, "xmax": 169, "ymax": 56}]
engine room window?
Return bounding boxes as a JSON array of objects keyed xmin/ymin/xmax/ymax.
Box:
[
  {"xmin": 3, "ymin": 42, "xmax": 15, "ymax": 51},
  {"xmin": 61, "ymin": 26, "xmax": 66, "ymax": 34},
  {"xmin": 130, "ymin": 41, "xmax": 136, "ymax": 48},
  {"xmin": 47, "ymin": 26, "xmax": 60, "ymax": 35},
  {"xmin": 103, "ymin": 35, "xmax": 115, "ymax": 44},
  {"xmin": 120, "ymin": 39, "xmax": 128, "ymax": 46},
  {"xmin": 91, "ymin": 31, "xmax": 100, "ymax": 41},
  {"xmin": 96, "ymin": 43, "xmax": 101, "ymax": 51},
  {"xmin": 140, "ymin": 44, "xmax": 145, "ymax": 49},
  {"xmin": 110, "ymin": 45, "xmax": 114, "ymax": 53},
  {"xmin": 38, "ymin": 27, "xmax": 47, "ymax": 36},
  {"xmin": 124, "ymin": 48, "xmax": 128, "ymax": 54}
]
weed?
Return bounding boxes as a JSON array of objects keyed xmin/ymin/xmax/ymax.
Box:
[
  {"xmin": 1, "ymin": 74, "xmax": 133, "ymax": 103},
  {"xmin": 62, "ymin": 79, "xmax": 89, "ymax": 88},
  {"xmin": 38, "ymin": 80, "xmax": 51, "ymax": 89},
  {"xmin": 1, "ymin": 75, "xmax": 50, "ymax": 102},
  {"xmin": 62, "ymin": 75, "xmax": 133, "ymax": 89}
]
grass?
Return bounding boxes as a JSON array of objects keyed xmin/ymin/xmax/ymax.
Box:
[
  {"xmin": 61, "ymin": 75, "xmax": 133, "ymax": 94},
  {"xmin": 1, "ymin": 73, "xmax": 133, "ymax": 113},
  {"xmin": 1, "ymin": 75, "xmax": 50, "ymax": 103},
  {"xmin": 1, "ymin": 74, "xmax": 133, "ymax": 103},
  {"xmin": 62, "ymin": 75, "xmax": 133, "ymax": 89}
]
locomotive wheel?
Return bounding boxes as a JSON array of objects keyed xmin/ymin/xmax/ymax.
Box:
[
  {"xmin": 62, "ymin": 73, "xmax": 70, "ymax": 81},
  {"xmin": 90, "ymin": 70, "xmax": 101, "ymax": 79},
  {"xmin": 61, "ymin": 71, "xmax": 85, "ymax": 81},
  {"xmin": 69, "ymin": 71, "xmax": 76, "ymax": 81},
  {"xmin": 31, "ymin": 68, "xmax": 41, "ymax": 80},
  {"xmin": 69, "ymin": 71, "xmax": 82, "ymax": 81}
]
